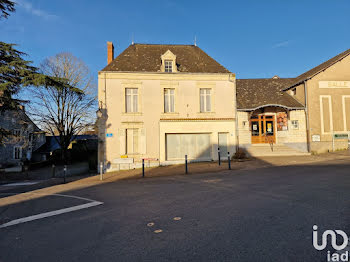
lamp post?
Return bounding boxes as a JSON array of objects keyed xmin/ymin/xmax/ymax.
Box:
[{"xmin": 96, "ymin": 107, "xmax": 104, "ymax": 177}]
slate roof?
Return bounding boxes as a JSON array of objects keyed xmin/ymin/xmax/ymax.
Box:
[
  {"xmin": 236, "ymin": 78, "xmax": 304, "ymax": 110},
  {"xmin": 286, "ymin": 48, "xmax": 350, "ymax": 89},
  {"xmin": 101, "ymin": 44, "xmax": 230, "ymax": 73}
]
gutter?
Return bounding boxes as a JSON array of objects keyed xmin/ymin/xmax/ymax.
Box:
[{"xmin": 237, "ymin": 104, "xmax": 305, "ymax": 111}]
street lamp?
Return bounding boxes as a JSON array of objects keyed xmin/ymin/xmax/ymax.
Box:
[
  {"xmin": 96, "ymin": 107, "xmax": 104, "ymax": 177},
  {"xmin": 96, "ymin": 108, "xmax": 103, "ymax": 118}
]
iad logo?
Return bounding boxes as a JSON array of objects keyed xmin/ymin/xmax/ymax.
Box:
[{"xmin": 313, "ymin": 225, "xmax": 349, "ymax": 262}]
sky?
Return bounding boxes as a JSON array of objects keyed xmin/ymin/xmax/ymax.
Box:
[{"xmin": 1, "ymin": 0, "xmax": 350, "ymax": 84}]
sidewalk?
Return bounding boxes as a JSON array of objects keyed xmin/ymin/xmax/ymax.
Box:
[{"xmin": 1, "ymin": 151, "xmax": 349, "ymax": 204}]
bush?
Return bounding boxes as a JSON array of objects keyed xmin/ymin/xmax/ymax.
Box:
[{"xmin": 233, "ymin": 148, "xmax": 247, "ymax": 159}]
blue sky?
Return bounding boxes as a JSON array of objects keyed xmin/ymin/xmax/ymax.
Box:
[{"xmin": 1, "ymin": 0, "xmax": 350, "ymax": 82}]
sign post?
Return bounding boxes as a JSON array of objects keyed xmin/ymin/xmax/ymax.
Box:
[
  {"xmin": 63, "ymin": 165, "xmax": 67, "ymax": 184},
  {"xmin": 228, "ymin": 152, "xmax": 231, "ymax": 170},
  {"xmin": 100, "ymin": 162, "xmax": 103, "ymax": 181},
  {"xmin": 218, "ymin": 148, "xmax": 221, "ymax": 166}
]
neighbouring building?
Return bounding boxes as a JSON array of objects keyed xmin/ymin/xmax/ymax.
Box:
[
  {"xmin": 236, "ymin": 77, "xmax": 309, "ymax": 156},
  {"xmin": 236, "ymin": 48, "xmax": 350, "ymax": 155},
  {"xmin": 283, "ymin": 49, "xmax": 350, "ymax": 153},
  {"xmin": 98, "ymin": 43, "xmax": 236, "ymax": 171},
  {"xmin": 0, "ymin": 108, "xmax": 46, "ymax": 167}
]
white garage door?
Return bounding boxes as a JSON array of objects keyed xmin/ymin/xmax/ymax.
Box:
[{"xmin": 166, "ymin": 133, "xmax": 211, "ymax": 161}]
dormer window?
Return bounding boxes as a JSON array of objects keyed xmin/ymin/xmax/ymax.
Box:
[
  {"xmin": 161, "ymin": 50, "xmax": 177, "ymax": 73},
  {"xmin": 164, "ymin": 60, "xmax": 173, "ymax": 72}
]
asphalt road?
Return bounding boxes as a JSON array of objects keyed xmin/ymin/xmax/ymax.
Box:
[{"xmin": 1, "ymin": 160, "xmax": 350, "ymax": 262}]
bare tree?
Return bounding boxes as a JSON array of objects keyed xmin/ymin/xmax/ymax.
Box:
[{"xmin": 29, "ymin": 53, "xmax": 96, "ymax": 163}]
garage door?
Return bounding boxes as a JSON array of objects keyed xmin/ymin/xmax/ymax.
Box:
[{"xmin": 166, "ymin": 133, "xmax": 211, "ymax": 161}]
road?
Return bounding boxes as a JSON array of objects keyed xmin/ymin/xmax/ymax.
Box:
[{"xmin": 1, "ymin": 159, "xmax": 350, "ymax": 262}]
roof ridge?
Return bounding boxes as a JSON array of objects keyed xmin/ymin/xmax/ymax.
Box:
[
  {"xmin": 133, "ymin": 43, "xmax": 195, "ymax": 46},
  {"xmin": 286, "ymin": 48, "xmax": 350, "ymax": 89}
]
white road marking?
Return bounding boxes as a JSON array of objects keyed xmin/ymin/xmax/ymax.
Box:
[
  {"xmin": 154, "ymin": 229, "xmax": 163, "ymax": 233},
  {"xmin": 1, "ymin": 182, "xmax": 40, "ymax": 187},
  {"xmin": 147, "ymin": 222, "xmax": 155, "ymax": 227},
  {"xmin": 173, "ymin": 217, "xmax": 182, "ymax": 221},
  {"xmin": 0, "ymin": 201, "xmax": 103, "ymax": 229}
]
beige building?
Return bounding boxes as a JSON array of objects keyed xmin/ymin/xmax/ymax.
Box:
[
  {"xmin": 98, "ymin": 43, "xmax": 236, "ymax": 171},
  {"xmin": 284, "ymin": 49, "xmax": 350, "ymax": 153}
]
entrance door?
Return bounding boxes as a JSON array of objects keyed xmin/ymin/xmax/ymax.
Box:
[
  {"xmin": 218, "ymin": 132, "xmax": 228, "ymax": 156},
  {"xmin": 250, "ymin": 115, "xmax": 276, "ymax": 144}
]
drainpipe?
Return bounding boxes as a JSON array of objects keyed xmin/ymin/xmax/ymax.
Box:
[
  {"xmin": 304, "ymin": 80, "xmax": 311, "ymax": 153},
  {"xmin": 231, "ymin": 75, "xmax": 239, "ymax": 153}
]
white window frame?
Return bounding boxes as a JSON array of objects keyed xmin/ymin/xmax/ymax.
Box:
[
  {"xmin": 13, "ymin": 146, "xmax": 22, "ymax": 160},
  {"xmin": 164, "ymin": 60, "xmax": 173, "ymax": 73},
  {"xmin": 291, "ymin": 120, "xmax": 299, "ymax": 130},
  {"xmin": 125, "ymin": 88, "xmax": 138, "ymax": 113},
  {"xmin": 200, "ymin": 88, "xmax": 212, "ymax": 112},
  {"xmin": 164, "ymin": 88, "xmax": 175, "ymax": 113},
  {"xmin": 126, "ymin": 128, "xmax": 139, "ymax": 154}
]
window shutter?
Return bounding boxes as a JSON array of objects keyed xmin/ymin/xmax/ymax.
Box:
[
  {"xmin": 140, "ymin": 128, "xmax": 146, "ymax": 154},
  {"xmin": 119, "ymin": 128, "xmax": 126, "ymax": 155}
]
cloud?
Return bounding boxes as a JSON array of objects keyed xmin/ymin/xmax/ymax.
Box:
[
  {"xmin": 15, "ymin": 0, "xmax": 58, "ymax": 20},
  {"xmin": 272, "ymin": 41, "xmax": 289, "ymax": 48}
]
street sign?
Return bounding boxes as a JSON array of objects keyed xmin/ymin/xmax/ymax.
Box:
[
  {"xmin": 334, "ymin": 134, "xmax": 348, "ymax": 140},
  {"xmin": 106, "ymin": 133, "xmax": 113, "ymax": 137},
  {"xmin": 312, "ymin": 135, "xmax": 320, "ymax": 142}
]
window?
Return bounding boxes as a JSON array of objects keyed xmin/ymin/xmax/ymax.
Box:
[
  {"xmin": 13, "ymin": 129, "xmax": 21, "ymax": 136},
  {"xmin": 291, "ymin": 120, "xmax": 299, "ymax": 130},
  {"xmin": 126, "ymin": 128, "xmax": 139, "ymax": 154},
  {"xmin": 291, "ymin": 88, "xmax": 296, "ymax": 96},
  {"xmin": 164, "ymin": 89, "xmax": 175, "ymax": 113},
  {"xmin": 164, "ymin": 60, "xmax": 173, "ymax": 72},
  {"xmin": 200, "ymin": 88, "xmax": 211, "ymax": 112},
  {"xmin": 13, "ymin": 146, "xmax": 22, "ymax": 160},
  {"xmin": 125, "ymin": 88, "xmax": 138, "ymax": 113}
]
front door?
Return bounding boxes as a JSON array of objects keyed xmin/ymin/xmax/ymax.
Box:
[{"xmin": 250, "ymin": 115, "xmax": 276, "ymax": 144}]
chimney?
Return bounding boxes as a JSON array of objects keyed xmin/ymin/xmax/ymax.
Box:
[{"xmin": 107, "ymin": 41, "xmax": 114, "ymax": 65}]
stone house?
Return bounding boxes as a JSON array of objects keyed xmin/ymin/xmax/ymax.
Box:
[
  {"xmin": 0, "ymin": 108, "xmax": 46, "ymax": 168},
  {"xmin": 98, "ymin": 43, "xmax": 236, "ymax": 171}
]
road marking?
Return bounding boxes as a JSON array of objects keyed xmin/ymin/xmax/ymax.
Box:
[
  {"xmin": 0, "ymin": 201, "xmax": 103, "ymax": 229},
  {"xmin": 147, "ymin": 222, "xmax": 155, "ymax": 227},
  {"xmin": 154, "ymin": 229, "xmax": 162, "ymax": 233},
  {"xmin": 1, "ymin": 182, "xmax": 40, "ymax": 187},
  {"xmin": 173, "ymin": 217, "xmax": 182, "ymax": 221}
]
